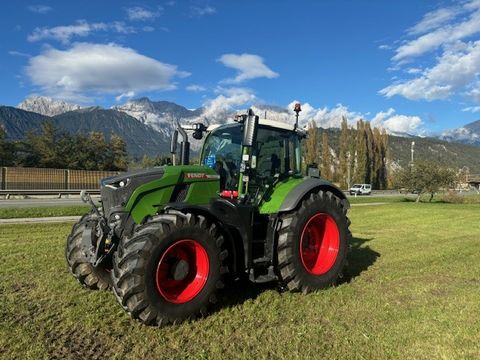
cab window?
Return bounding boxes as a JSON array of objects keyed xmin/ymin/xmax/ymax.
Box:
[
  {"xmin": 254, "ymin": 127, "xmax": 300, "ymax": 180},
  {"xmin": 201, "ymin": 124, "xmax": 242, "ymax": 190}
]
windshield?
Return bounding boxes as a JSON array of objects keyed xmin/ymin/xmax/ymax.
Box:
[
  {"xmin": 201, "ymin": 124, "xmax": 242, "ymax": 190},
  {"xmin": 352, "ymin": 184, "xmax": 361, "ymax": 188}
]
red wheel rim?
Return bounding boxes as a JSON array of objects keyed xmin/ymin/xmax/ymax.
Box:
[
  {"xmin": 300, "ymin": 213, "xmax": 340, "ymax": 275},
  {"xmin": 155, "ymin": 239, "xmax": 209, "ymax": 304}
]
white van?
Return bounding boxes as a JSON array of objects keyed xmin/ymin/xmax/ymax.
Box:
[{"xmin": 349, "ymin": 184, "xmax": 372, "ymax": 195}]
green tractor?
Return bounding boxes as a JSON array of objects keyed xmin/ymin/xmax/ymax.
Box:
[{"xmin": 66, "ymin": 106, "xmax": 351, "ymax": 326}]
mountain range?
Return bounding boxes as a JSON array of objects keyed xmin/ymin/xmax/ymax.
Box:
[
  {"xmin": 0, "ymin": 104, "xmax": 169, "ymax": 157},
  {"xmin": 441, "ymin": 120, "xmax": 480, "ymax": 146},
  {"xmin": 1, "ymin": 96, "xmax": 480, "ymax": 171}
]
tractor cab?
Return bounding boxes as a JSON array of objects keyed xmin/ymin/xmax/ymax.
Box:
[{"xmin": 200, "ymin": 119, "xmax": 304, "ymax": 201}]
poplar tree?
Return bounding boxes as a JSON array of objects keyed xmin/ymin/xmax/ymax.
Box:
[
  {"xmin": 349, "ymin": 128, "xmax": 356, "ymax": 188},
  {"xmin": 305, "ymin": 120, "xmax": 319, "ymax": 168},
  {"xmin": 372, "ymin": 127, "xmax": 383, "ymax": 189},
  {"xmin": 338, "ymin": 116, "xmax": 349, "ymax": 189},
  {"xmin": 364, "ymin": 122, "xmax": 375, "ymax": 184},
  {"xmin": 381, "ymin": 128, "xmax": 390, "ymax": 189},
  {"xmin": 321, "ymin": 131, "xmax": 332, "ymax": 180},
  {"xmin": 354, "ymin": 120, "xmax": 368, "ymax": 184}
]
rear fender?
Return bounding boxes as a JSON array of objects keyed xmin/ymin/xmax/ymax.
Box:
[
  {"xmin": 260, "ymin": 177, "xmax": 349, "ymax": 215},
  {"xmin": 279, "ymin": 178, "xmax": 349, "ymax": 212}
]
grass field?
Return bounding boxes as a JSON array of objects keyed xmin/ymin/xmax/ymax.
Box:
[
  {"xmin": 0, "ymin": 205, "xmax": 90, "ymax": 219},
  {"xmin": 1, "ymin": 201, "xmax": 479, "ymax": 359}
]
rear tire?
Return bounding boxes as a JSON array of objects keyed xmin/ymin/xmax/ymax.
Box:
[
  {"xmin": 276, "ymin": 190, "xmax": 351, "ymax": 292},
  {"xmin": 65, "ymin": 214, "xmax": 112, "ymax": 290},
  {"xmin": 112, "ymin": 212, "xmax": 228, "ymax": 326}
]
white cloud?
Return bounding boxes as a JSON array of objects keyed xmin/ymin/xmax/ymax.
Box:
[
  {"xmin": 285, "ymin": 101, "xmax": 363, "ymax": 128},
  {"xmin": 191, "ymin": 5, "xmax": 216, "ymax": 16},
  {"xmin": 8, "ymin": 50, "xmax": 31, "ymax": 57},
  {"xmin": 380, "ymin": 0, "xmax": 480, "ymax": 106},
  {"xmin": 27, "ymin": 20, "xmax": 135, "ymax": 44},
  {"xmin": 26, "ymin": 43, "xmax": 189, "ymax": 101},
  {"xmin": 282, "ymin": 102, "xmax": 424, "ymax": 135},
  {"xmin": 393, "ymin": 6, "xmax": 480, "ymax": 61},
  {"xmin": 371, "ymin": 108, "xmax": 423, "ymax": 134},
  {"xmin": 186, "ymin": 84, "xmax": 207, "ymax": 92},
  {"xmin": 196, "ymin": 93, "xmax": 425, "ymax": 135},
  {"xmin": 200, "ymin": 88, "xmax": 256, "ymax": 123},
  {"xmin": 27, "ymin": 5, "xmax": 52, "ymax": 14},
  {"xmin": 406, "ymin": 67, "xmax": 422, "ymax": 74},
  {"xmin": 462, "ymin": 105, "xmax": 480, "ymax": 112},
  {"xmin": 380, "ymin": 40, "xmax": 480, "ymax": 101},
  {"xmin": 115, "ymin": 91, "xmax": 135, "ymax": 102},
  {"xmin": 466, "ymin": 83, "xmax": 480, "ymax": 102},
  {"xmin": 407, "ymin": 6, "xmax": 461, "ymax": 35},
  {"xmin": 218, "ymin": 53, "xmax": 278, "ymax": 84},
  {"xmin": 126, "ymin": 6, "xmax": 161, "ymax": 21}
]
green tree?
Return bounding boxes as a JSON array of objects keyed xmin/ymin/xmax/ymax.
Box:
[
  {"xmin": 381, "ymin": 129, "xmax": 391, "ymax": 189},
  {"xmin": 109, "ymin": 134, "xmax": 128, "ymax": 171},
  {"xmin": 395, "ymin": 161, "xmax": 456, "ymax": 202},
  {"xmin": 88, "ymin": 132, "xmax": 108, "ymax": 170},
  {"xmin": 348, "ymin": 128, "xmax": 356, "ymax": 189},
  {"xmin": 321, "ymin": 132, "xmax": 332, "ymax": 180},
  {"xmin": 35, "ymin": 122, "xmax": 62, "ymax": 168},
  {"xmin": 338, "ymin": 116, "xmax": 349, "ymax": 189},
  {"xmin": 353, "ymin": 120, "xmax": 367, "ymax": 184},
  {"xmin": 138, "ymin": 154, "xmax": 171, "ymax": 169},
  {"xmin": 0, "ymin": 126, "xmax": 14, "ymax": 166},
  {"xmin": 21, "ymin": 122, "xmax": 66, "ymax": 168},
  {"xmin": 364, "ymin": 122, "xmax": 374, "ymax": 185},
  {"xmin": 304, "ymin": 120, "xmax": 319, "ymax": 169}
]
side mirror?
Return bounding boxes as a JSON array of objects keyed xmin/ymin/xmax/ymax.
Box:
[
  {"xmin": 192, "ymin": 123, "xmax": 207, "ymax": 140},
  {"xmin": 170, "ymin": 130, "xmax": 178, "ymax": 154},
  {"xmin": 243, "ymin": 109, "xmax": 258, "ymax": 147},
  {"xmin": 193, "ymin": 130, "xmax": 203, "ymax": 140}
]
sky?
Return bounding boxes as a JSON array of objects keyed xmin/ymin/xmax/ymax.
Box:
[{"xmin": 1, "ymin": 0, "xmax": 480, "ymax": 135}]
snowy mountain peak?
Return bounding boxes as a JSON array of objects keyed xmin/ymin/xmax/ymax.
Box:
[
  {"xmin": 440, "ymin": 119, "xmax": 480, "ymax": 146},
  {"xmin": 17, "ymin": 96, "xmax": 82, "ymax": 117},
  {"xmin": 112, "ymin": 98, "xmax": 203, "ymax": 137},
  {"xmin": 464, "ymin": 119, "xmax": 480, "ymax": 133}
]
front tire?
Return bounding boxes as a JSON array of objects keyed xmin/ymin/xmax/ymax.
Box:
[
  {"xmin": 112, "ymin": 212, "xmax": 228, "ymax": 326},
  {"xmin": 65, "ymin": 214, "xmax": 112, "ymax": 290},
  {"xmin": 276, "ymin": 190, "xmax": 351, "ymax": 292}
]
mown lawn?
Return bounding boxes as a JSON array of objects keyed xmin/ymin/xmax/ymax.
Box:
[
  {"xmin": 0, "ymin": 202, "xmax": 479, "ymax": 359},
  {"xmin": 0, "ymin": 206, "xmax": 90, "ymax": 219}
]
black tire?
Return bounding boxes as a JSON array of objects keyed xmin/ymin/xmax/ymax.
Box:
[
  {"xmin": 65, "ymin": 214, "xmax": 112, "ymax": 290},
  {"xmin": 276, "ymin": 190, "xmax": 351, "ymax": 292},
  {"xmin": 112, "ymin": 211, "xmax": 228, "ymax": 326}
]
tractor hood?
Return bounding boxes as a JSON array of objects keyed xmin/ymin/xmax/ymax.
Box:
[
  {"xmin": 100, "ymin": 165, "xmax": 220, "ymax": 225},
  {"xmin": 100, "ymin": 167, "xmax": 165, "ymax": 219}
]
